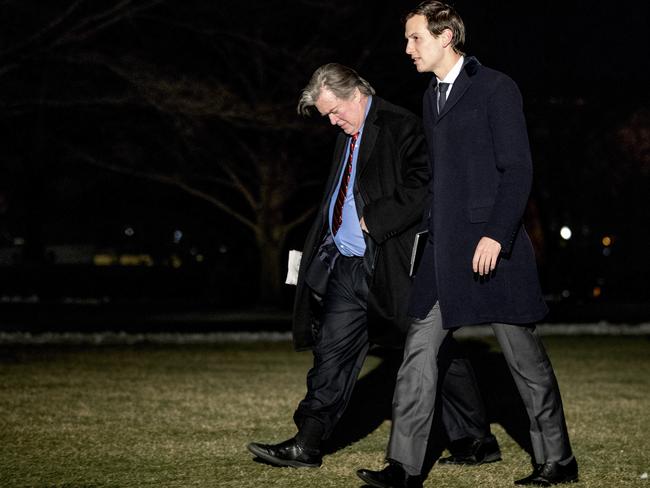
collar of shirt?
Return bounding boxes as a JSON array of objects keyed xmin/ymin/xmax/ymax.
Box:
[
  {"xmin": 435, "ymin": 56, "xmax": 465, "ymax": 92},
  {"xmin": 328, "ymin": 95, "xmax": 373, "ymax": 257}
]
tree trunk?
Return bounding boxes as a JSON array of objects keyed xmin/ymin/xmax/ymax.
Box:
[{"xmin": 256, "ymin": 237, "xmax": 284, "ymax": 306}]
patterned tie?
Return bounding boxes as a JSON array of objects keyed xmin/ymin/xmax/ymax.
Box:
[
  {"xmin": 332, "ymin": 133, "xmax": 358, "ymax": 236},
  {"xmin": 437, "ymin": 82, "xmax": 450, "ymax": 114}
]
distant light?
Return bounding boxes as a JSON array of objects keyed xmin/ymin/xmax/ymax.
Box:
[
  {"xmin": 13, "ymin": 237, "xmax": 25, "ymax": 246},
  {"xmin": 196, "ymin": 254, "xmax": 204, "ymax": 262},
  {"xmin": 124, "ymin": 227, "xmax": 135, "ymax": 237},
  {"xmin": 94, "ymin": 254, "xmax": 116, "ymax": 266},
  {"xmin": 119, "ymin": 254, "xmax": 154, "ymax": 266},
  {"xmin": 218, "ymin": 244, "xmax": 228, "ymax": 254},
  {"xmin": 561, "ymin": 289, "xmax": 571, "ymax": 298},
  {"xmin": 173, "ymin": 230, "xmax": 183, "ymax": 244},
  {"xmin": 170, "ymin": 255, "xmax": 182, "ymax": 268},
  {"xmin": 593, "ymin": 286, "xmax": 602, "ymax": 298},
  {"xmin": 602, "ymin": 248, "xmax": 611, "ymax": 257},
  {"xmin": 560, "ymin": 226, "xmax": 572, "ymax": 240},
  {"xmin": 601, "ymin": 236, "xmax": 612, "ymax": 247}
]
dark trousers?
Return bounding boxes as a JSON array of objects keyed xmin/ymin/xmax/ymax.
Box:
[
  {"xmin": 294, "ymin": 255, "xmax": 370, "ymax": 438},
  {"xmin": 388, "ymin": 302, "xmax": 573, "ymax": 475},
  {"xmin": 294, "ymin": 257, "xmax": 491, "ymax": 444}
]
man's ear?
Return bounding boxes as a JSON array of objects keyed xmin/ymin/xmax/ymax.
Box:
[{"xmin": 441, "ymin": 28, "xmax": 453, "ymax": 48}]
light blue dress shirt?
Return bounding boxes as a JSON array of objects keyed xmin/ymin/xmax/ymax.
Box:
[{"xmin": 328, "ymin": 96, "xmax": 372, "ymax": 257}]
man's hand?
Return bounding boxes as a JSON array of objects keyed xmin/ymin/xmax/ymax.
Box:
[
  {"xmin": 360, "ymin": 216, "xmax": 369, "ymax": 233},
  {"xmin": 472, "ymin": 237, "xmax": 502, "ymax": 276}
]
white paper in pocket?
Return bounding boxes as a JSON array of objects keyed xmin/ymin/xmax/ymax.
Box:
[{"xmin": 285, "ymin": 250, "xmax": 302, "ymax": 285}]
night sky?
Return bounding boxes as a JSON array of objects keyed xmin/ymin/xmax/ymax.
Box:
[{"xmin": 0, "ymin": 0, "xmax": 648, "ymax": 309}]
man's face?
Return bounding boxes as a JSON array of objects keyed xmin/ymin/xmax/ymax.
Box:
[
  {"xmin": 405, "ymin": 14, "xmax": 446, "ymax": 74},
  {"xmin": 314, "ymin": 87, "xmax": 365, "ymax": 135}
]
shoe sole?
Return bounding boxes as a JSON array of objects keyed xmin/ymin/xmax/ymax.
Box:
[
  {"xmin": 515, "ymin": 473, "xmax": 579, "ymax": 485},
  {"xmin": 533, "ymin": 474, "xmax": 579, "ymax": 486},
  {"xmin": 356, "ymin": 471, "xmax": 391, "ymax": 488},
  {"xmin": 247, "ymin": 443, "xmax": 321, "ymax": 468},
  {"xmin": 438, "ymin": 451, "xmax": 502, "ymax": 466}
]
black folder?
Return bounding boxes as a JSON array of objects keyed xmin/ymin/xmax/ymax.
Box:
[{"xmin": 409, "ymin": 230, "xmax": 429, "ymax": 277}]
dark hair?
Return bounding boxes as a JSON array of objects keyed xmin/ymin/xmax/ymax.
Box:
[
  {"xmin": 406, "ymin": 1, "xmax": 466, "ymax": 55},
  {"xmin": 297, "ymin": 63, "xmax": 375, "ymax": 116}
]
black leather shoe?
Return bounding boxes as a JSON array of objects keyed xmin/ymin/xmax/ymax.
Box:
[
  {"xmin": 356, "ymin": 462, "xmax": 423, "ymax": 488},
  {"xmin": 247, "ymin": 437, "xmax": 322, "ymax": 468},
  {"xmin": 515, "ymin": 458, "xmax": 579, "ymax": 485},
  {"xmin": 438, "ymin": 436, "xmax": 502, "ymax": 465}
]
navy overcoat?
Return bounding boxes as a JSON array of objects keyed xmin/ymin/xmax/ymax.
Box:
[{"xmin": 409, "ymin": 57, "xmax": 549, "ymax": 328}]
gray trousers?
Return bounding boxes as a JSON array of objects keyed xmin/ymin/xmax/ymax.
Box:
[{"xmin": 388, "ymin": 302, "xmax": 573, "ymax": 475}]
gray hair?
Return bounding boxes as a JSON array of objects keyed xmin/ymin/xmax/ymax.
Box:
[{"xmin": 297, "ymin": 63, "xmax": 375, "ymax": 116}]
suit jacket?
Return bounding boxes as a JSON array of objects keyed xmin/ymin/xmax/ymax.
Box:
[
  {"xmin": 292, "ymin": 96, "xmax": 430, "ymax": 351},
  {"xmin": 409, "ymin": 57, "xmax": 549, "ymax": 328}
]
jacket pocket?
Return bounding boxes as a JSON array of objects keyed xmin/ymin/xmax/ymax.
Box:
[{"xmin": 468, "ymin": 205, "xmax": 492, "ymax": 223}]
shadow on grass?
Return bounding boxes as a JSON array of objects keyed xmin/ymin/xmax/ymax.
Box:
[{"xmin": 323, "ymin": 339, "xmax": 534, "ymax": 468}]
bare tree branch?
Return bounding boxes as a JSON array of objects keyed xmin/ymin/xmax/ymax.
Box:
[
  {"xmin": 283, "ymin": 205, "xmax": 318, "ymax": 234},
  {"xmin": 218, "ymin": 161, "xmax": 259, "ymax": 212},
  {"xmin": 52, "ymin": 0, "xmax": 166, "ymax": 49},
  {"xmin": 202, "ymin": 176, "xmax": 237, "ymax": 188},
  {"xmin": 0, "ymin": 0, "xmax": 353, "ymax": 305},
  {"xmin": 0, "ymin": 0, "xmax": 165, "ymax": 66},
  {"xmin": 0, "ymin": 63, "xmax": 19, "ymax": 80},
  {"xmin": 56, "ymin": 0, "xmax": 134, "ymax": 42},
  {"xmin": 297, "ymin": 179, "xmax": 326, "ymax": 190},
  {"xmin": 60, "ymin": 53, "xmax": 301, "ymax": 130},
  {"xmin": 0, "ymin": 0, "xmax": 86, "ymax": 58},
  {"xmin": 5, "ymin": 96, "xmax": 142, "ymax": 115},
  {"xmin": 137, "ymin": 15, "xmax": 300, "ymax": 62},
  {"xmin": 73, "ymin": 150, "xmax": 258, "ymax": 233}
]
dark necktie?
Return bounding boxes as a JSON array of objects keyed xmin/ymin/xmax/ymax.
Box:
[
  {"xmin": 332, "ymin": 133, "xmax": 358, "ymax": 236},
  {"xmin": 437, "ymin": 82, "xmax": 450, "ymax": 114}
]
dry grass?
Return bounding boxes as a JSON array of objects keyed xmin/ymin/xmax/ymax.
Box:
[{"xmin": 0, "ymin": 336, "xmax": 648, "ymax": 487}]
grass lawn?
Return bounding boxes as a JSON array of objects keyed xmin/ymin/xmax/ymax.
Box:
[{"xmin": 0, "ymin": 335, "xmax": 648, "ymax": 487}]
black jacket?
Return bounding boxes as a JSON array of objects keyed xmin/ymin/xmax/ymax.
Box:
[{"xmin": 292, "ymin": 96, "xmax": 430, "ymax": 350}]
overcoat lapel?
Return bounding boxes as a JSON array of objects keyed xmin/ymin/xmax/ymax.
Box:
[
  {"xmin": 435, "ymin": 70, "xmax": 471, "ymax": 123},
  {"xmin": 319, "ymin": 134, "xmax": 347, "ymax": 222},
  {"xmin": 355, "ymin": 97, "xmax": 379, "ymax": 182},
  {"xmin": 434, "ymin": 56, "xmax": 480, "ymax": 124}
]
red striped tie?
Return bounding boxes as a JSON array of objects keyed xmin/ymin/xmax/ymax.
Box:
[{"xmin": 332, "ymin": 133, "xmax": 358, "ymax": 236}]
